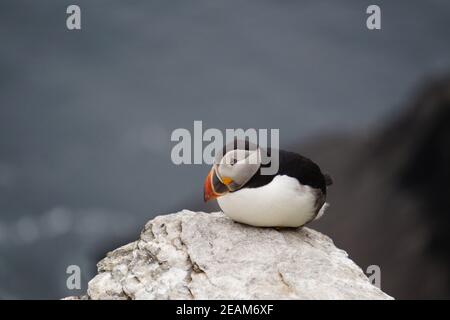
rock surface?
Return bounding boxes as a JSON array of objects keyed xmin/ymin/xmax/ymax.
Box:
[{"xmin": 81, "ymin": 210, "xmax": 392, "ymax": 300}]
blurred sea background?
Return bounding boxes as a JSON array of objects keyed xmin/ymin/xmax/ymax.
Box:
[{"xmin": 1, "ymin": 0, "xmax": 450, "ymax": 299}]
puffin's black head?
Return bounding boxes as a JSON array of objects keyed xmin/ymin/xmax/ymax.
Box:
[{"xmin": 203, "ymin": 140, "xmax": 261, "ymax": 202}]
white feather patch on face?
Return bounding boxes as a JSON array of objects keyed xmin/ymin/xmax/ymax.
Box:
[
  {"xmin": 217, "ymin": 149, "xmax": 261, "ymax": 189},
  {"xmin": 217, "ymin": 175, "xmax": 319, "ymax": 227}
]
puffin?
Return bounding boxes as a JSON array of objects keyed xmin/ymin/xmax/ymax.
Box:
[{"xmin": 203, "ymin": 140, "xmax": 333, "ymax": 227}]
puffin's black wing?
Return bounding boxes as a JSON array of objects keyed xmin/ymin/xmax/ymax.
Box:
[
  {"xmin": 243, "ymin": 149, "xmax": 330, "ymax": 194},
  {"xmin": 277, "ymin": 150, "xmax": 328, "ymax": 194}
]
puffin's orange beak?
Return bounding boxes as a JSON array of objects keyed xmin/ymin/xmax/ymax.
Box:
[
  {"xmin": 203, "ymin": 169, "xmax": 217, "ymax": 202},
  {"xmin": 203, "ymin": 168, "xmax": 231, "ymax": 202}
]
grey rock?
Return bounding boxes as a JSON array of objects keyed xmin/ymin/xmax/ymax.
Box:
[{"xmin": 84, "ymin": 210, "xmax": 392, "ymax": 300}]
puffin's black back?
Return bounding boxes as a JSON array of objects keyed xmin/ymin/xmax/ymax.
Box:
[{"xmin": 243, "ymin": 149, "xmax": 328, "ymax": 194}]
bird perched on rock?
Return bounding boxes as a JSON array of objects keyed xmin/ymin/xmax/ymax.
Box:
[{"xmin": 204, "ymin": 140, "xmax": 333, "ymax": 227}]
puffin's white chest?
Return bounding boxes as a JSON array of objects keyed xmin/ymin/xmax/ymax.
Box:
[{"xmin": 217, "ymin": 175, "xmax": 318, "ymax": 227}]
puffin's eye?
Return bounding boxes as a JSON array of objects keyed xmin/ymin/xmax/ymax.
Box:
[{"xmin": 230, "ymin": 158, "xmax": 237, "ymax": 166}]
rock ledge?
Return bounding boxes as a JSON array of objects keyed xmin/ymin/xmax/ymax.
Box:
[{"xmin": 78, "ymin": 210, "xmax": 392, "ymax": 299}]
